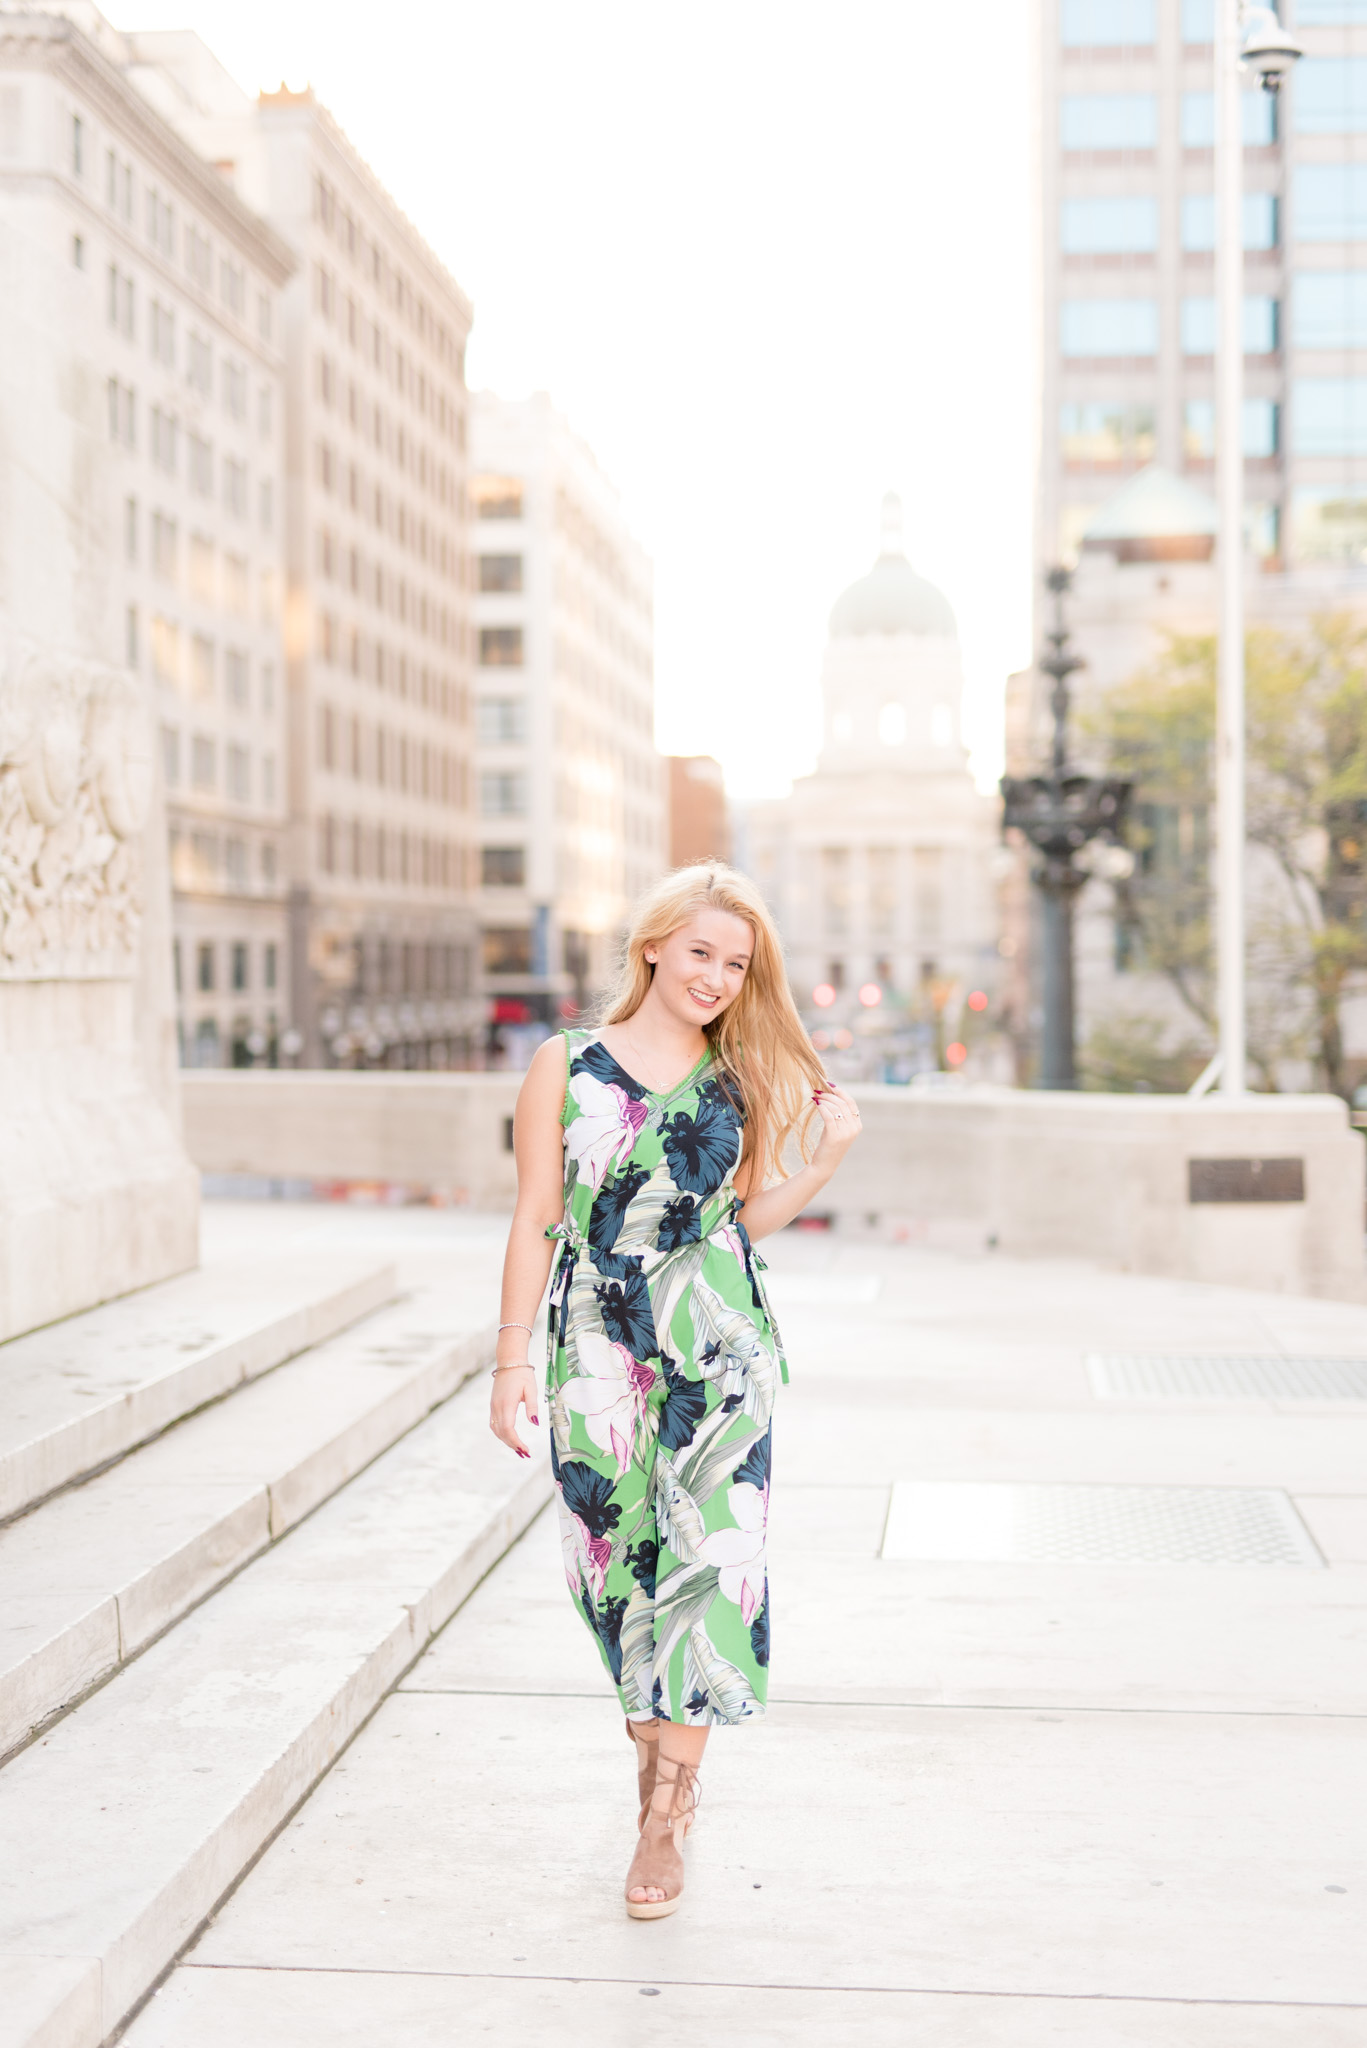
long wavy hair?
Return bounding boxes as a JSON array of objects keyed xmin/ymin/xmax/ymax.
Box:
[{"xmin": 600, "ymin": 863, "xmax": 825, "ymax": 1188}]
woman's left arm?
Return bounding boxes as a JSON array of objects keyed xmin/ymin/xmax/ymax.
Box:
[{"xmin": 739, "ymin": 1084, "xmax": 863, "ymax": 1243}]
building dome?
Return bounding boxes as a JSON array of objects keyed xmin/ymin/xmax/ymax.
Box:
[
  {"xmin": 829, "ymin": 492, "xmax": 957, "ymax": 638},
  {"xmin": 1082, "ymin": 463, "xmax": 1218, "ymax": 563}
]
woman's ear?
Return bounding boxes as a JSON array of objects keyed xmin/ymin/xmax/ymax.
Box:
[{"xmin": 644, "ymin": 949, "xmax": 658, "ymax": 965}]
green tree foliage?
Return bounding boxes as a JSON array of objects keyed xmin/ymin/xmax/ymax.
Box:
[{"xmin": 1090, "ymin": 618, "xmax": 1367, "ymax": 1097}]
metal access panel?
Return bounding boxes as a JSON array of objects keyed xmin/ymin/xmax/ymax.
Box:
[
  {"xmin": 881, "ymin": 1480, "xmax": 1323, "ymax": 1568},
  {"xmin": 1188, "ymin": 1157, "xmax": 1304, "ymax": 1202},
  {"xmin": 1089, "ymin": 1354, "xmax": 1367, "ymax": 1401}
]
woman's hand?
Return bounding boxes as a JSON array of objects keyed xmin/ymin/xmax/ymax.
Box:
[
  {"xmin": 810, "ymin": 1083, "xmax": 863, "ymax": 1171},
  {"xmin": 489, "ymin": 1364, "xmax": 540, "ymax": 1461}
]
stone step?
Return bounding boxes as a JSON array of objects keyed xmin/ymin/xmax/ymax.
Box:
[
  {"xmin": 0, "ymin": 1374, "xmax": 552, "ymax": 2048},
  {"xmin": 0, "ymin": 1283, "xmax": 498, "ymax": 1761},
  {"xmin": 0, "ymin": 1254, "xmax": 397, "ymax": 1522}
]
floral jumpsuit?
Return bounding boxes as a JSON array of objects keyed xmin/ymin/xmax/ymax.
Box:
[{"xmin": 546, "ymin": 1028, "xmax": 786, "ymax": 1728}]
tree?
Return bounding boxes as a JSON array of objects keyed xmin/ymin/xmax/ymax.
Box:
[{"xmin": 1091, "ymin": 617, "xmax": 1367, "ymax": 1098}]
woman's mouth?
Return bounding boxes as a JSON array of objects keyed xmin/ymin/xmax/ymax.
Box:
[{"xmin": 687, "ymin": 987, "xmax": 720, "ymax": 1009}]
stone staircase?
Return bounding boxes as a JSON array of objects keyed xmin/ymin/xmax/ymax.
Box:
[{"xmin": 0, "ymin": 1241, "xmax": 550, "ymax": 2048}]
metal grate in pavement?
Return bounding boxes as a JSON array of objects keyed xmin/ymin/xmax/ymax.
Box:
[
  {"xmin": 881, "ymin": 1480, "xmax": 1323, "ymax": 1568},
  {"xmin": 1088, "ymin": 1354, "xmax": 1367, "ymax": 1401}
]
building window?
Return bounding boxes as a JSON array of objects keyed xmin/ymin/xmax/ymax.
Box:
[
  {"xmin": 1180, "ymin": 295, "xmax": 1278, "ymax": 354},
  {"xmin": 191, "ymin": 734, "xmax": 216, "ymax": 788},
  {"xmin": 478, "ymin": 553, "xmax": 524, "ymax": 592},
  {"xmin": 194, "ymin": 1018, "xmax": 220, "ymax": 1067},
  {"xmin": 226, "ymin": 744, "xmax": 251, "ymax": 801},
  {"xmin": 1060, "ymin": 401, "xmax": 1156, "ymax": 465},
  {"xmin": 229, "ymin": 942, "xmax": 248, "ymax": 992},
  {"xmin": 482, "ymin": 846, "xmax": 526, "ymax": 887},
  {"xmin": 1293, "ymin": 272, "xmax": 1367, "ymax": 349},
  {"xmin": 188, "ymin": 333, "xmax": 212, "ymax": 394},
  {"xmin": 1061, "ymin": 0, "xmax": 1154, "ymax": 43},
  {"xmin": 479, "ymin": 626, "xmax": 524, "ymax": 668},
  {"xmin": 1292, "ymin": 379, "xmax": 1367, "ymax": 456},
  {"xmin": 1060, "ymin": 198, "xmax": 1158, "ymax": 255},
  {"xmin": 1183, "ymin": 397, "xmax": 1279, "ymax": 459},
  {"xmin": 264, "ymin": 942, "xmax": 277, "ymax": 989},
  {"xmin": 224, "ymin": 839, "xmax": 248, "ymax": 888},
  {"xmin": 225, "ymin": 646, "xmax": 249, "ymax": 707},
  {"xmin": 471, "ymin": 474, "xmax": 524, "ymax": 519},
  {"xmin": 151, "ymin": 512, "xmax": 178, "ymax": 581},
  {"xmin": 162, "ymin": 726, "xmax": 180, "ymax": 787},
  {"xmin": 1295, "ymin": 164, "xmax": 1367, "ymax": 242},
  {"xmin": 224, "ymin": 457, "xmax": 248, "ymax": 519},
  {"xmin": 1181, "ymin": 192, "xmax": 1278, "ymax": 251},
  {"xmin": 1298, "ymin": 0, "xmax": 1367, "ymax": 18},
  {"xmin": 1295, "ymin": 57, "xmax": 1367, "ymax": 134},
  {"xmin": 1060, "ymin": 299, "xmax": 1158, "ymax": 356},
  {"xmin": 820, "ymin": 847, "xmax": 850, "ymax": 939},
  {"xmin": 126, "ymin": 605, "xmax": 139, "ymax": 668},
  {"xmin": 197, "ymin": 942, "xmax": 215, "ymax": 992},
  {"xmin": 477, "ymin": 696, "xmax": 527, "ymax": 744},
  {"xmin": 150, "ymin": 407, "xmax": 179, "ymax": 473},
  {"xmin": 150, "ymin": 300, "xmax": 175, "ymax": 367},
  {"xmin": 152, "ymin": 616, "xmax": 181, "ymax": 687},
  {"xmin": 71, "ymin": 112, "xmax": 83, "ymax": 176},
  {"xmin": 1061, "ymin": 94, "xmax": 1156, "ymax": 152},
  {"xmin": 223, "ymin": 358, "xmax": 247, "ymax": 421},
  {"xmin": 1181, "ymin": 89, "xmax": 1276, "ymax": 148},
  {"xmin": 482, "ymin": 927, "xmax": 533, "ymax": 975},
  {"xmin": 480, "ymin": 771, "xmax": 527, "ymax": 816},
  {"xmin": 1182, "ymin": 0, "xmax": 1213, "ymax": 35}
]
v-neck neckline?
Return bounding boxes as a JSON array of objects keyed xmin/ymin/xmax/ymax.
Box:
[{"xmin": 590, "ymin": 1030, "xmax": 712, "ymax": 1104}]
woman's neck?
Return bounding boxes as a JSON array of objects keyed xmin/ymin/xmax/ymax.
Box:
[{"xmin": 601, "ymin": 989, "xmax": 707, "ymax": 1093}]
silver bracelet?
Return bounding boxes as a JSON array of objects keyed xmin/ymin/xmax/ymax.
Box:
[
  {"xmin": 490, "ymin": 1360, "xmax": 533, "ymax": 1377},
  {"xmin": 498, "ymin": 1320, "xmax": 534, "ymax": 1335}
]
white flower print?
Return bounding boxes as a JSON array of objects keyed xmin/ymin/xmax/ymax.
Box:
[
  {"xmin": 696, "ymin": 1478, "xmax": 768, "ymax": 1625},
  {"xmin": 559, "ymin": 1330, "xmax": 657, "ymax": 1478},
  {"xmin": 564, "ymin": 1070, "xmax": 649, "ymax": 1193}
]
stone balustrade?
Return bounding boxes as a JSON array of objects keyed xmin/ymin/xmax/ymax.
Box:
[{"xmin": 181, "ymin": 1073, "xmax": 1367, "ymax": 1303}]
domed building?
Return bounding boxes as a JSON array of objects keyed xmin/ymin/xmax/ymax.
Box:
[{"xmin": 738, "ymin": 496, "xmax": 1000, "ymax": 1080}]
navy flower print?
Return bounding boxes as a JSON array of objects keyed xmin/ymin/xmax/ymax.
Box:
[
  {"xmin": 559, "ymin": 1458, "xmax": 622, "ymax": 1541},
  {"xmin": 734, "ymin": 1425, "xmax": 771, "ymax": 1492},
  {"xmin": 593, "ymin": 1267, "xmax": 658, "ymax": 1358},
  {"xmin": 625, "ymin": 1537, "xmax": 659, "ymax": 1596},
  {"xmin": 657, "ymin": 1193, "xmax": 701, "ymax": 1251},
  {"xmin": 658, "ymin": 1352, "xmax": 707, "ymax": 1452},
  {"xmin": 750, "ymin": 1587, "xmax": 770, "ymax": 1668},
  {"xmin": 589, "ymin": 1165, "xmax": 651, "ymax": 1278},
  {"xmin": 660, "ymin": 1094, "xmax": 742, "ymax": 1199},
  {"xmin": 572, "ymin": 1038, "xmax": 649, "ymax": 1100},
  {"xmin": 581, "ymin": 1588, "xmax": 629, "ymax": 1683}
]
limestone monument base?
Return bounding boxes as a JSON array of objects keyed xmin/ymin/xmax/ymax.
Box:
[{"xmin": 0, "ymin": 655, "xmax": 199, "ymax": 1344}]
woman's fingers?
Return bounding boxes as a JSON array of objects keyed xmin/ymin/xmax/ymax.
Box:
[{"xmin": 489, "ymin": 1374, "xmax": 537, "ymax": 1457}]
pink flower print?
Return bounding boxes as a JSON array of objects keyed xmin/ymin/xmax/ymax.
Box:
[
  {"xmin": 696, "ymin": 1479, "xmax": 768, "ymax": 1625},
  {"xmin": 716, "ymin": 1223, "xmax": 748, "ymax": 1270},
  {"xmin": 559, "ymin": 1331, "xmax": 656, "ymax": 1479},
  {"xmin": 565, "ymin": 1071, "xmax": 649, "ymax": 1192},
  {"xmin": 560, "ymin": 1510, "xmax": 613, "ymax": 1603}
]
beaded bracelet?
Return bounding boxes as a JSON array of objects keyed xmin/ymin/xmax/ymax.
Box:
[
  {"xmin": 498, "ymin": 1320, "xmax": 534, "ymax": 1335},
  {"xmin": 490, "ymin": 1360, "xmax": 534, "ymax": 1377}
]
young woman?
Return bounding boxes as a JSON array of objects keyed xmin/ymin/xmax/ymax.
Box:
[{"xmin": 489, "ymin": 864, "xmax": 862, "ymax": 1919}]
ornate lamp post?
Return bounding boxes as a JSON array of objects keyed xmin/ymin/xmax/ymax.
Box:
[{"xmin": 1001, "ymin": 568, "xmax": 1132, "ymax": 1090}]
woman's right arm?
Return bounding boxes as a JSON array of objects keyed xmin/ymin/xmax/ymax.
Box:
[{"xmin": 488, "ymin": 1033, "xmax": 569, "ymax": 1459}]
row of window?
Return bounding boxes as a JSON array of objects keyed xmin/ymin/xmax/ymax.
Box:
[
  {"xmin": 317, "ymin": 706, "xmax": 469, "ymax": 806},
  {"xmin": 163, "ymin": 728, "xmax": 278, "ymax": 805},
  {"xmin": 1062, "ymin": 191, "xmax": 1278, "ymax": 254},
  {"xmin": 311, "ymin": 267, "xmax": 462, "ymax": 445},
  {"xmin": 105, "ymin": 380, "xmax": 272, "ymax": 522},
  {"xmin": 107, "ymin": 267, "xmax": 270, "ymax": 428},
  {"xmin": 313, "ymin": 443, "xmax": 462, "ymax": 576},
  {"xmin": 1062, "ymin": 0, "xmax": 1365, "ymax": 48},
  {"xmin": 1062, "ymin": 396, "xmax": 1280, "ymax": 460},
  {"xmin": 315, "ymin": 355, "xmax": 462, "ymax": 496},
  {"xmin": 72, "ymin": 117, "xmax": 270, "ymax": 340},
  {"xmin": 317, "ymin": 816, "xmax": 469, "ymax": 890},
  {"xmin": 315, "ymin": 528, "xmax": 461, "ymax": 615},
  {"xmin": 1061, "ymin": 384, "xmax": 1367, "ymax": 458},
  {"xmin": 176, "ymin": 939, "xmax": 280, "ymax": 997},
  {"xmin": 312, "ymin": 172, "xmax": 464, "ymax": 376},
  {"xmin": 1063, "ymin": 66, "xmax": 1367, "ymax": 150},
  {"xmin": 170, "ymin": 828, "xmax": 277, "ymax": 892},
  {"xmin": 1064, "ymin": 277, "xmax": 1367, "ymax": 353},
  {"xmin": 148, "ymin": 616, "xmax": 274, "ymax": 703}
]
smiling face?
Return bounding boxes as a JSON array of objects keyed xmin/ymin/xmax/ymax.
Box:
[{"xmin": 645, "ymin": 908, "xmax": 755, "ymax": 1028}]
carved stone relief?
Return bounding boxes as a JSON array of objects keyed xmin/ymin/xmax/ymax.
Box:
[{"xmin": 0, "ymin": 651, "xmax": 153, "ymax": 980}]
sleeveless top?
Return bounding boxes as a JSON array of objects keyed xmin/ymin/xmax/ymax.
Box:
[{"xmin": 545, "ymin": 1026, "xmax": 787, "ymax": 1390}]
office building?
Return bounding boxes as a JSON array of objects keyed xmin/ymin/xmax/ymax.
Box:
[
  {"xmin": 0, "ymin": 4, "xmax": 294, "ymax": 1067},
  {"xmin": 470, "ymin": 391, "xmax": 663, "ymax": 1045},
  {"xmin": 122, "ymin": 41, "xmax": 481, "ymax": 1068}
]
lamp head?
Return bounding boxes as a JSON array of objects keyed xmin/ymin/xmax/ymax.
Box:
[{"xmin": 1241, "ymin": 7, "xmax": 1303, "ymax": 94}]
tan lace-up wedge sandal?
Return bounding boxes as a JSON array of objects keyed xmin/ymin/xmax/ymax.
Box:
[
  {"xmin": 623, "ymin": 1756, "xmax": 701, "ymax": 1920},
  {"xmin": 625, "ymin": 1716, "xmax": 661, "ymax": 1828}
]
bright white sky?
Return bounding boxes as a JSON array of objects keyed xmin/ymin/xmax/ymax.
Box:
[{"xmin": 116, "ymin": 0, "xmax": 1038, "ymax": 797}]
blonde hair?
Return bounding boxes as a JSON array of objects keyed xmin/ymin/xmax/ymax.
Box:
[{"xmin": 601, "ymin": 862, "xmax": 825, "ymax": 1188}]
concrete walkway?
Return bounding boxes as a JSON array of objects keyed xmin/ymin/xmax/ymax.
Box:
[{"xmin": 125, "ymin": 1217, "xmax": 1367, "ymax": 2045}]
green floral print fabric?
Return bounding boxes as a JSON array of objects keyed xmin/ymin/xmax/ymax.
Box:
[{"xmin": 546, "ymin": 1028, "xmax": 786, "ymax": 1727}]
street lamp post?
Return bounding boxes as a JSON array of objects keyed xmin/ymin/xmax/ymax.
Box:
[
  {"xmin": 1215, "ymin": 4, "xmax": 1302, "ymax": 1096},
  {"xmin": 1001, "ymin": 568, "xmax": 1132, "ymax": 1090}
]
